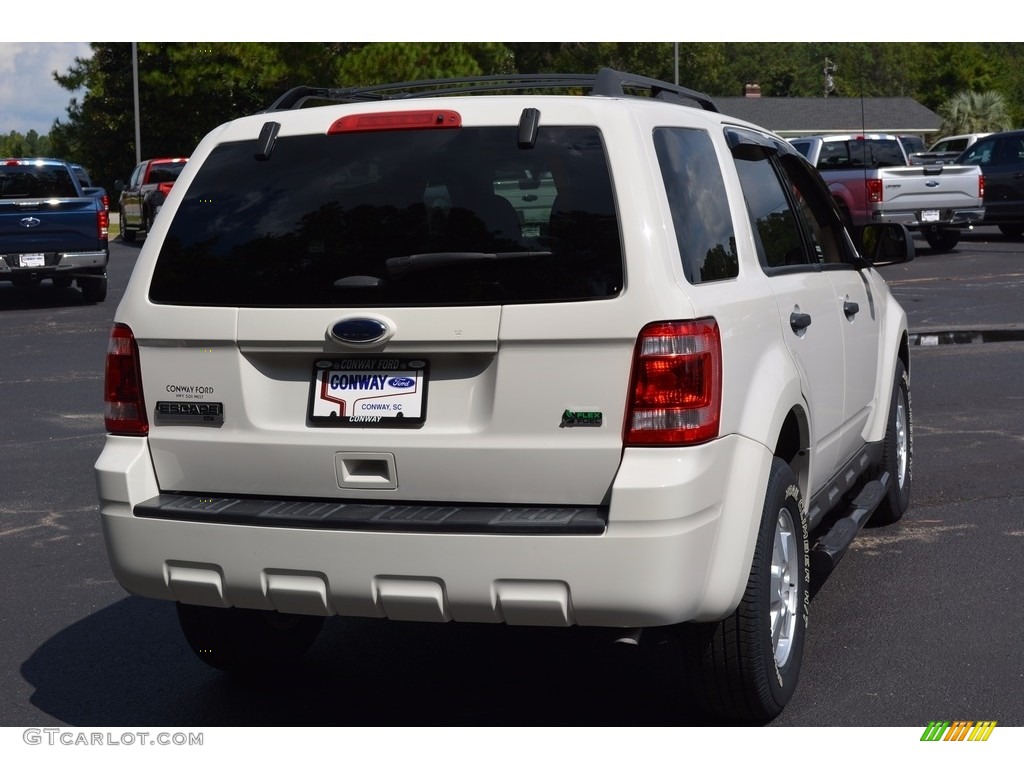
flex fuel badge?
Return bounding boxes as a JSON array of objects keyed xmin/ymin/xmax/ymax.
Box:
[{"xmin": 561, "ymin": 409, "xmax": 603, "ymax": 427}]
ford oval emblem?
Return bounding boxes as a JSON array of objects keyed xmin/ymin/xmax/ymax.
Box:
[
  {"xmin": 19, "ymin": 217, "xmax": 42, "ymax": 228},
  {"xmin": 387, "ymin": 377, "xmax": 415, "ymax": 389},
  {"xmin": 330, "ymin": 317, "xmax": 389, "ymax": 345}
]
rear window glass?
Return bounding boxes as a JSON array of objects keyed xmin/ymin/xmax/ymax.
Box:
[
  {"xmin": 0, "ymin": 164, "xmax": 77, "ymax": 199},
  {"xmin": 149, "ymin": 126, "xmax": 622, "ymax": 307},
  {"xmin": 148, "ymin": 161, "xmax": 187, "ymax": 184},
  {"xmin": 817, "ymin": 138, "xmax": 905, "ymax": 169}
]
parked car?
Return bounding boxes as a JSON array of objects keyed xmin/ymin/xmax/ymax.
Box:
[
  {"xmin": 115, "ymin": 157, "xmax": 189, "ymax": 241},
  {"xmin": 897, "ymin": 134, "xmax": 926, "ymax": 158},
  {"xmin": 68, "ymin": 162, "xmax": 109, "ymax": 212},
  {"xmin": 790, "ymin": 134, "xmax": 984, "ymax": 251},
  {"xmin": 0, "ymin": 157, "xmax": 109, "ymax": 301},
  {"xmin": 95, "ymin": 69, "xmax": 914, "ymax": 723},
  {"xmin": 908, "ymin": 133, "xmax": 991, "ymax": 165},
  {"xmin": 955, "ymin": 130, "xmax": 1024, "ymax": 238}
]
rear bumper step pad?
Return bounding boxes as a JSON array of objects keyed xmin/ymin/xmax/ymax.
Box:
[{"xmin": 134, "ymin": 493, "xmax": 607, "ymax": 535}]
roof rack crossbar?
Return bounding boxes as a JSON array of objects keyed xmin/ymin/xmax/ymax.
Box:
[{"xmin": 265, "ymin": 69, "xmax": 718, "ymax": 113}]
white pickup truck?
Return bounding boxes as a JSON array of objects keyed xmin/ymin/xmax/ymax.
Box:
[{"xmin": 791, "ymin": 134, "xmax": 985, "ymax": 251}]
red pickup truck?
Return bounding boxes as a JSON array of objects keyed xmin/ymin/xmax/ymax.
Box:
[{"xmin": 115, "ymin": 157, "xmax": 188, "ymax": 242}]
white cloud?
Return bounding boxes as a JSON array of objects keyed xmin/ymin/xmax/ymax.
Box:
[{"xmin": 0, "ymin": 42, "xmax": 91, "ymax": 136}]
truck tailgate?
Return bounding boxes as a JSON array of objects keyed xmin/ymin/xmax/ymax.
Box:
[{"xmin": 880, "ymin": 165, "xmax": 983, "ymax": 213}]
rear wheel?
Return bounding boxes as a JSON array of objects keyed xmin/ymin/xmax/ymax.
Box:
[
  {"xmin": 677, "ymin": 457, "xmax": 808, "ymax": 722},
  {"xmin": 176, "ymin": 603, "xmax": 324, "ymax": 673},
  {"xmin": 998, "ymin": 224, "xmax": 1024, "ymax": 239},
  {"xmin": 872, "ymin": 359, "xmax": 912, "ymax": 525},
  {"xmin": 924, "ymin": 228, "xmax": 960, "ymax": 252},
  {"xmin": 79, "ymin": 272, "xmax": 107, "ymax": 303}
]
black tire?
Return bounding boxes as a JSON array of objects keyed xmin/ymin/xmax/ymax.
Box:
[
  {"xmin": 120, "ymin": 207, "xmax": 136, "ymax": 242},
  {"xmin": 176, "ymin": 603, "xmax": 324, "ymax": 672},
  {"xmin": 80, "ymin": 272, "xmax": 108, "ymax": 303},
  {"xmin": 12, "ymin": 275, "xmax": 41, "ymax": 289},
  {"xmin": 924, "ymin": 229, "xmax": 960, "ymax": 252},
  {"xmin": 998, "ymin": 224, "xmax": 1024, "ymax": 239},
  {"xmin": 677, "ymin": 457, "xmax": 808, "ymax": 722},
  {"xmin": 145, "ymin": 207, "xmax": 156, "ymax": 234},
  {"xmin": 872, "ymin": 359, "xmax": 912, "ymax": 525}
]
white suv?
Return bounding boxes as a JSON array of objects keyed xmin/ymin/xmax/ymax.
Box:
[{"xmin": 95, "ymin": 70, "xmax": 914, "ymax": 722}]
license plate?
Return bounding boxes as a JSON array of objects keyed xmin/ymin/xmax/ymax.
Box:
[
  {"xmin": 308, "ymin": 358, "xmax": 428, "ymax": 427},
  {"xmin": 19, "ymin": 253, "xmax": 45, "ymax": 267},
  {"xmin": 921, "ymin": 209, "xmax": 940, "ymax": 223}
]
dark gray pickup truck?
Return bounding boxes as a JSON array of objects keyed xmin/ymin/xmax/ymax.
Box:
[{"xmin": 0, "ymin": 158, "xmax": 110, "ymax": 302}]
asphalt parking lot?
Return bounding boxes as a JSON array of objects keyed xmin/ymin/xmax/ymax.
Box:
[{"xmin": 1, "ymin": 227, "xmax": 1022, "ymax": 733}]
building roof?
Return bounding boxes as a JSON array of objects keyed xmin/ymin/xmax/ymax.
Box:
[{"xmin": 713, "ymin": 97, "xmax": 943, "ymax": 137}]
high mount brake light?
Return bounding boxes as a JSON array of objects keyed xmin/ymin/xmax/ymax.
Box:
[
  {"xmin": 328, "ymin": 110, "xmax": 462, "ymax": 134},
  {"xmin": 104, "ymin": 323, "xmax": 148, "ymax": 436},
  {"xmin": 624, "ymin": 319, "xmax": 722, "ymax": 446}
]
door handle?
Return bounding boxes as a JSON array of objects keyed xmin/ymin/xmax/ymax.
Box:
[
  {"xmin": 790, "ymin": 311, "xmax": 812, "ymax": 333},
  {"xmin": 844, "ymin": 300, "xmax": 860, "ymax": 318}
]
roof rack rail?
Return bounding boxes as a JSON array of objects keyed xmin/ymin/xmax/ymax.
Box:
[{"xmin": 265, "ymin": 68, "xmax": 719, "ymax": 113}]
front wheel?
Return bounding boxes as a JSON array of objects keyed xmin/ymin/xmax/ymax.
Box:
[
  {"xmin": 120, "ymin": 208, "xmax": 136, "ymax": 242},
  {"xmin": 176, "ymin": 603, "xmax": 324, "ymax": 673},
  {"xmin": 677, "ymin": 457, "xmax": 808, "ymax": 722},
  {"xmin": 998, "ymin": 224, "xmax": 1024, "ymax": 239},
  {"xmin": 924, "ymin": 228, "xmax": 960, "ymax": 252}
]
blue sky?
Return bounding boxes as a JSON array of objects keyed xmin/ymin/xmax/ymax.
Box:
[{"xmin": 0, "ymin": 42, "xmax": 90, "ymax": 135}]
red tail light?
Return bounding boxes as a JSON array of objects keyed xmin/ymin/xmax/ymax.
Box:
[
  {"xmin": 866, "ymin": 178, "xmax": 883, "ymax": 203},
  {"xmin": 625, "ymin": 319, "xmax": 722, "ymax": 446},
  {"xmin": 104, "ymin": 323, "xmax": 148, "ymax": 436},
  {"xmin": 979, "ymin": 175, "xmax": 985, "ymax": 200},
  {"xmin": 101, "ymin": 193, "xmax": 110, "ymax": 212},
  {"xmin": 97, "ymin": 208, "xmax": 109, "ymax": 240},
  {"xmin": 157, "ymin": 182, "xmax": 174, "ymax": 197}
]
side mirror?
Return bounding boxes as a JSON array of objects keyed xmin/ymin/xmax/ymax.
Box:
[{"xmin": 859, "ymin": 223, "xmax": 914, "ymax": 266}]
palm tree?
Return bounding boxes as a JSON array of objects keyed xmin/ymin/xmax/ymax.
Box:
[{"xmin": 938, "ymin": 90, "xmax": 1015, "ymax": 135}]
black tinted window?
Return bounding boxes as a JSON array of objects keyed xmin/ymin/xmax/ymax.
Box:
[
  {"xmin": 732, "ymin": 149, "xmax": 811, "ymax": 270},
  {"xmin": 653, "ymin": 127, "xmax": 738, "ymax": 283},
  {"xmin": 150, "ymin": 127, "xmax": 622, "ymax": 307},
  {"xmin": 148, "ymin": 162, "xmax": 187, "ymax": 184},
  {"xmin": 0, "ymin": 164, "xmax": 77, "ymax": 198},
  {"xmin": 818, "ymin": 138, "xmax": 905, "ymax": 169}
]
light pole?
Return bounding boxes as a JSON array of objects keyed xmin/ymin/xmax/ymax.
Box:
[{"xmin": 132, "ymin": 42, "xmax": 141, "ymax": 164}]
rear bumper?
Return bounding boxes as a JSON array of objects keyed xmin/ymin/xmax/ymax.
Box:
[
  {"xmin": 95, "ymin": 433, "xmax": 772, "ymax": 627},
  {"xmin": 872, "ymin": 208, "xmax": 984, "ymax": 228},
  {"xmin": 0, "ymin": 249, "xmax": 108, "ymax": 276}
]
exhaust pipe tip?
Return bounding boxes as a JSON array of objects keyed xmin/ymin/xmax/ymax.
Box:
[{"xmin": 613, "ymin": 628, "xmax": 643, "ymax": 646}]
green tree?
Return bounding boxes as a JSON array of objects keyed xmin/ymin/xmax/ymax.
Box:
[
  {"xmin": 336, "ymin": 42, "xmax": 512, "ymax": 84},
  {"xmin": 0, "ymin": 130, "xmax": 51, "ymax": 157},
  {"xmin": 938, "ymin": 90, "xmax": 1015, "ymax": 134}
]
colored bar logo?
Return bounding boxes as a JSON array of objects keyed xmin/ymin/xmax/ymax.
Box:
[{"xmin": 921, "ymin": 721, "xmax": 997, "ymax": 742}]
